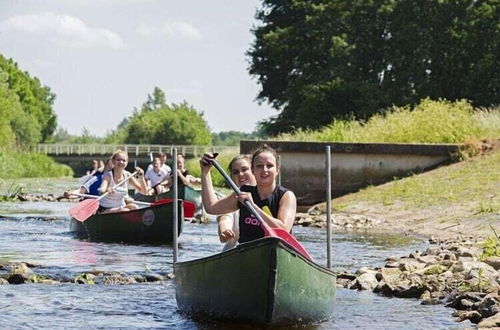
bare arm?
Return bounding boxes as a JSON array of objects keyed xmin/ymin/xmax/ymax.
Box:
[
  {"xmin": 217, "ymin": 214, "xmax": 236, "ymax": 243},
  {"xmin": 98, "ymin": 175, "xmax": 110, "ymax": 195},
  {"xmin": 129, "ymin": 168, "xmax": 147, "ymax": 194},
  {"xmin": 200, "ymin": 154, "xmax": 238, "ymax": 215}
]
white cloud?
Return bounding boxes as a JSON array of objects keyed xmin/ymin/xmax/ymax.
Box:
[
  {"xmin": 137, "ymin": 21, "xmax": 202, "ymax": 41},
  {"xmin": 0, "ymin": 12, "xmax": 125, "ymax": 49}
]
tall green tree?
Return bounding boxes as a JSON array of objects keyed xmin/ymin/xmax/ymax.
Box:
[
  {"xmin": 0, "ymin": 54, "xmax": 57, "ymax": 144},
  {"xmin": 117, "ymin": 88, "xmax": 212, "ymax": 145},
  {"xmin": 0, "ymin": 69, "xmax": 18, "ymax": 146},
  {"xmin": 248, "ymin": 0, "xmax": 500, "ymax": 135}
]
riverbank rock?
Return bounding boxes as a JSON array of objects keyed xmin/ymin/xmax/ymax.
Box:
[{"xmin": 346, "ymin": 238, "xmax": 500, "ymax": 324}]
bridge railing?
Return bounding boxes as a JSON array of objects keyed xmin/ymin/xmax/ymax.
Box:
[{"xmin": 34, "ymin": 144, "xmax": 239, "ymax": 158}]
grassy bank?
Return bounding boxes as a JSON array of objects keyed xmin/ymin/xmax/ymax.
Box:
[
  {"xmin": 0, "ymin": 150, "xmax": 73, "ymax": 179},
  {"xmin": 331, "ymin": 148, "xmax": 499, "ymax": 239},
  {"xmin": 277, "ymin": 99, "xmax": 500, "ymax": 146}
]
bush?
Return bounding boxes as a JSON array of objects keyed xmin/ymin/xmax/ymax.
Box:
[
  {"xmin": 0, "ymin": 150, "xmax": 73, "ymax": 178},
  {"xmin": 277, "ymin": 99, "xmax": 500, "ymax": 144},
  {"xmin": 186, "ymin": 151, "xmax": 239, "ymax": 187}
]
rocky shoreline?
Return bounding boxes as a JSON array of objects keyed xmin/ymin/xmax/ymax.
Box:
[
  {"xmin": 2, "ymin": 194, "xmax": 499, "ymax": 327},
  {"xmin": 294, "ymin": 209, "xmax": 500, "ymax": 328}
]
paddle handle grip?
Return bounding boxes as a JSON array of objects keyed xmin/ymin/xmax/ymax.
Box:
[{"xmin": 210, "ymin": 159, "xmax": 267, "ymax": 226}]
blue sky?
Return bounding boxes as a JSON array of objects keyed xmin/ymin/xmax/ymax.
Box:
[{"xmin": 0, "ymin": 0, "xmax": 273, "ymax": 136}]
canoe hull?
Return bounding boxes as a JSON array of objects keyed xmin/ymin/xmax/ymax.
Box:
[
  {"xmin": 70, "ymin": 201, "xmax": 183, "ymax": 243},
  {"xmin": 174, "ymin": 237, "xmax": 336, "ymax": 325}
]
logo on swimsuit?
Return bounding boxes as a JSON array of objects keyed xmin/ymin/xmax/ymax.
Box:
[
  {"xmin": 244, "ymin": 216, "xmax": 260, "ymax": 226},
  {"xmin": 142, "ymin": 209, "xmax": 155, "ymax": 226}
]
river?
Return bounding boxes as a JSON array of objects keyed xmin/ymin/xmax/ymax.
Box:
[{"xmin": 0, "ymin": 179, "xmax": 472, "ymax": 329}]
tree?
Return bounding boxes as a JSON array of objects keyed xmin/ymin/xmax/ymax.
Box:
[
  {"xmin": 141, "ymin": 86, "xmax": 167, "ymax": 112},
  {"xmin": 248, "ymin": 0, "xmax": 500, "ymax": 135},
  {"xmin": 122, "ymin": 88, "xmax": 212, "ymax": 145},
  {"xmin": 0, "ymin": 69, "xmax": 17, "ymax": 147},
  {"xmin": 212, "ymin": 130, "xmax": 258, "ymax": 146},
  {"xmin": 0, "ymin": 54, "xmax": 58, "ymax": 144}
]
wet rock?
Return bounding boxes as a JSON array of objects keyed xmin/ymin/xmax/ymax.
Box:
[
  {"xmin": 429, "ymin": 236, "xmax": 439, "ymax": 244},
  {"xmin": 477, "ymin": 313, "xmax": 500, "ymax": 328},
  {"xmin": 456, "ymin": 247, "xmax": 481, "ymax": 258},
  {"xmin": 74, "ymin": 273, "xmax": 96, "ymax": 284},
  {"xmin": 394, "ymin": 283, "xmax": 427, "ymax": 298},
  {"xmin": 483, "ymin": 257, "xmax": 500, "ymax": 271},
  {"xmin": 349, "ymin": 272, "xmax": 379, "ymax": 291},
  {"xmin": 7, "ymin": 274, "xmax": 26, "ymax": 284},
  {"xmin": 453, "ymin": 310, "xmax": 482, "ymax": 323},
  {"xmin": 378, "ymin": 268, "xmax": 403, "ymax": 284},
  {"xmin": 337, "ymin": 273, "xmax": 357, "ymax": 281},
  {"xmin": 0, "ymin": 278, "xmax": 9, "ymax": 285},
  {"xmin": 477, "ymin": 293, "xmax": 500, "ymax": 318},
  {"xmin": 101, "ymin": 274, "xmax": 137, "ymax": 285},
  {"xmin": 134, "ymin": 275, "xmax": 146, "ymax": 283},
  {"xmin": 145, "ymin": 273, "xmax": 164, "ymax": 282},
  {"xmin": 421, "ymin": 298, "xmax": 442, "ymax": 305}
]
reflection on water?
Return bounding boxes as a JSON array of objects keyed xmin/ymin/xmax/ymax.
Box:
[{"xmin": 0, "ymin": 200, "xmax": 471, "ymax": 329}]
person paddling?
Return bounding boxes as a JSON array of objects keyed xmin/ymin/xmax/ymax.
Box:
[
  {"xmin": 200, "ymin": 144, "xmax": 297, "ymax": 244},
  {"xmin": 214, "ymin": 154, "xmax": 256, "ymax": 250},
  {"xmin": 145, "ymin": 157, "xmax": 170, "ymax": 195},
  {"xmin": 98, "ymin": 150, "xmax": 147, "ymax": 214},
  {"xmin": 63, "ymin": 158, "xmax": 113, "ymax": 199}
]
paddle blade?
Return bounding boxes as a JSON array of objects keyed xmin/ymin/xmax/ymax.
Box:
[
  {"xmin": 69, "ymin": 199, "xmax": 99, "ymax": 222},
  {"xmin": 267, "ymin": 228, "xmax": 314, "ymax": 262},
  {"xmin": 152, "ymin": 199, "xmax": 196, "ymax": 218}
]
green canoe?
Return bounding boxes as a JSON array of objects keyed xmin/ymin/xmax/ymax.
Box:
[
  {"xmin": 174, "ymin": 237, "xmax": 336, "ymax": 325},
  {"xmin": 69, "ymin": 200, "xmax": 183, "ymax": 243}
]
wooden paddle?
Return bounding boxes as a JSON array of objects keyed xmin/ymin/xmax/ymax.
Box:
[
  {"xmin": 209, "ymin": 157, "xmax": 314, "ymax": 261},
  {"xmin": 69, "ymin": 171, "xmax": 137, "ymax": 222},
  {"xmin": 70, "ymin": 193, "xmax": 196, "ymax": 218}
]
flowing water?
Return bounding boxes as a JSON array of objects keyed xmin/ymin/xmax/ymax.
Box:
[{"xmin": 0, "ymin": 180, "xmax": 472, "ymax": 329}]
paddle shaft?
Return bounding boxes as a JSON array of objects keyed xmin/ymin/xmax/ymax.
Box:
[
  {"xmin": 71, "ymin": 192, "xmax": 152, "ymax": 206},
  {"xmin": 210, "ymin": 160, "xmax": 267, "ymax": 227},
  {"xmin": 97, "ymin": 171, "xmax": 138, "ymax": 201},
  {"xmin": 212, "ymin": 159, "xmax": 267, "ymax": 225}
]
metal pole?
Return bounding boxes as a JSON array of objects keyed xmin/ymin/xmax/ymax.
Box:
[
  {"xmin": 173, "ymin": 148, "xmax": 179, "ymax": 263},
  {"xmin": 277, "ymin": 154, "xmax": 281, "ymax": 186},
  {"xmin": 326, "ymin": 146, "xmax": 332, "ymax": 269}
]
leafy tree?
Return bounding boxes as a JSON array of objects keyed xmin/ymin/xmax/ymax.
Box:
[
  {"xmin": 248, "ymin": 0, "xmax": 500, "ymax": 135},
  {"xmin": 0, "ymin": 54, "xmax": 57, "ymax": 144},
  {"xmin": 0, "ymin": 69, "xmax": 17, "ymax": 147},
  {"xmin": 141, "ymin": 86, "xmax": 167, "ymax": 112},
  {"xmin": 121, "ymin": 88, "xmax": 212, "ymax": 145},
  {"xmin": 212, "ymin": 130, "xmax": 259, "ymax": 146}
]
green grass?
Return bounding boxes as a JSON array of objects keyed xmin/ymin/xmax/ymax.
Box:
[
  {"xmin": 277, "ymin": 99, "xmax": 500, "ymax": 145},
  {"xmin": 185, "ymin": 151, "xmax": 239, "ymax": 187},
  {"xmin": 0, "ymin": 149, "xmax": 73, "ymax": 179},
  {"xmin": 335, "ymin": 149, "xmax": 500, "ymax": 212}
]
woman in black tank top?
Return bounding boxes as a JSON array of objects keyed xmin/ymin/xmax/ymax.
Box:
[{"xmin": 200, "ymin": 145, "xmax": 297, "ymax": 244}]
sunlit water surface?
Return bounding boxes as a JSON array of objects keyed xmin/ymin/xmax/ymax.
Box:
[{"xmin": 0, "ymin": 197, "xmax": 471, "ymax": 329}]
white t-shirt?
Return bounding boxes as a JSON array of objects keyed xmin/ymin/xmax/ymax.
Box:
[{"xmin": 145, "ymin": 167, "xmax": 170, "ymax": 187}]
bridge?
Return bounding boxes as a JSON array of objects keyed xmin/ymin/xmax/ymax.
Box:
[{"xmin": 35, "ymin": 144, "xmax": 239, "ymax": 174}]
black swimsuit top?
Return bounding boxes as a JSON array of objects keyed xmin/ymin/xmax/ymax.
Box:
[{"xmin": 238, "ymin": 185, "xmax": 289, "ymax": 244}]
